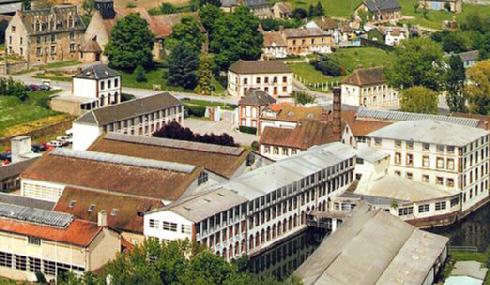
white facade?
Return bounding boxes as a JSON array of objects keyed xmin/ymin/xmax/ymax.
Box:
[
  {"xmin": 21, "ymin": 179, "xmax": 65, "ymax": 202},
  {"xmin": 73, "ymin": 75, "xmax": 121, "ymax": 107},
  {"xmin": 72, "ymin": 122, "xmax": 102, "ymax": 151},
  {"xmin": 144, "ymin": 211, "xmax": 193, "ymax": 242},
  {"xmin": 228, "ymin": 71, "xmax": 293, "ymax": 98},
  {"xmin": 259, "ymin": 119, "xmax": 296, "ymax": 134},
  {"xmin": 341, "ymin": 83, "xmax": 399, "ymax": 108},
  {"xmin": 384, "ymin": 29, "xmax": 408, "ymax": 46},
  {"xmin": 262, "ymin": 45, "xmax": 287, "ymax": 59}
]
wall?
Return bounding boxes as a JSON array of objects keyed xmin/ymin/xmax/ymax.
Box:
[
  {"xmin": 0, "ymin": 61, "xmax": 28, "ymax": 75},
  {"xmin": 144, "ymin": 211, "xmax": 193, "ymax": 242},
  {"xmin": 21, "ymin": 179, "xmax": 65, "ymax": 202},
  {"xmin": 73, "ymin": 77, "xmax": 97, "ymax": 99},
  {"xmin": 72, "ymin": 122, "xmax": 102, "ymax": 151},
  {"xmin": 87, "ymin": 228, "xmax": 120, "ymax": 272}
]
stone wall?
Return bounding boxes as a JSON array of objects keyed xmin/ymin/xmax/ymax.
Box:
[{"xmin": 0, "ymin": 61, "xmax": 28, "ymax": 75}]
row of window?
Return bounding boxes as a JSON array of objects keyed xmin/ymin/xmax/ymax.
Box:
[
  {"xmin": 99, "ymin": 78, "xmax": 120, "ymax": 90},
  {"xmin": 398, "ymin": 199, "xmax": 455, "ymax": 216},
  {"xmin": 394, "ymin": 153, "xmax": 456, "ymax": 170},
  {"xmin": 35, "ymin": 44, "xmax": 77, "ymax": 56},
  {"xmin": 0, "ymin": 251, "xmax": 84, "ymax": 276},
  {"xmin": 149, "ymin": 220, "xmax": 192, "ymax": 234},
  {"xmin": 238, "ymin": 76, "xmax": 289, "ymax": 85},
  {"xmin": 393, "ymin": 171, "xmax": 456, "ymax": 187},
  {"xmin": 263, "ymin": 145, "xmax": 297, "ymax": 156}
]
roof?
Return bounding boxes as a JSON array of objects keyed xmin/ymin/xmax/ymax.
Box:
[
  {"xmin": 355, "ymin": 174, "xmax": 459, "ymax": 204},
  {"xmin": 273, "ymin": 2, "xmax": 292, "ymax": 14},
  {"xmin": 0, "ymin": 202, "xmax": 72, "ymax": 227},
  {"xmin": 356, "ymin": 144, "xmax": 389, "ymax": 163},
  {"xmin": 88, "ymin": 133, "xmax": 248, "ymax": 179},
  {"xmin": 0, "ymin": 193, "xmax": 54, "ymax": 210},
  {"xmin": 362, "ymin": 0, "xmax": 401, "ymax": 12},
  {"xmin": 368, "ymin": 120, "xmax": 489, "ymax": 146},
  {"xmin": 342, "ymin": 67, "xmax": 385, "ymax": 86},
  {"xmin": 224, "ymin": 142, "xmax": 355, "ymax": 200},
  {"xmin": 0, "ymin": 217, "xmax": 102, "ymax": 247},
  {"xmin": 282, "ymin": 27, "xmax": 331, "ymax": 38},
  {"xmin": 54, "ymin": 187, "xmax": 163, "ymax": 234},
  {"xmin": 159, "ymin": 188, "xmax": 248, "ymax": 223},
  {"xmin": 455, "ymin": 50, "xmax": 479, "ymax": 62},
  {"xmin": 75, "ymin": 63, "xmax": 119, "ymax": 80},
  {"xmin": 314, "ymin": 17, "xmax": 337, "ymax": 31},
  {"xmin": 239, "ymin": 89, "xmax": 276, "ymax": 106},
  {"xmin": 260, "ymin": 121, "xmax": 338, "ymax": 150},
  {"xmin": 341, "ymin": 109, "xmax": 392, "ymax": 137},
  {"xmin": 262, "ymin": 31, "xmax": 287, "ymax": 47},
  {"xmin": 295, "ymin": 204, "xmax": 448, "ymax": 285},
  {"xmin": 21, "ymin": 149, "xmax": 203, "ymax": 201},
  {"xmin": 261, "ymin": 103, "xmax": 325, "ymax": 122},
  {"xmin": 19, "ymin": 5, "xmax": 85, "ymax": 35},
  {"xmin": 75, "ymin": 92, "xmax": 182, "ymax": 127},
  {"xmin": 220, "ymin": 0, "xmax": 238, "ymax": 7},
  {"xmin": 445, "ymin": 276, "xmax": 483, "ymax": 285},
  {"xmin": 94, "ymin": 0, "xmax": 115, "ymax": 19},
  {"xmin": 229, "ymin": 60, "xmax": 291, "ymax": 75},
  {"xmin": 0, "ymin": 2, "xmax": 20, "ymax": 14},
  {"xmin": 244, "ymin": 0, "xmax": 269, "ymax": 8},
  {"xmin": 80, "ymin": 38, "xmax": 102, "ymax": 53},
  {"xmin": 0, "ymin": 158, "xmax": 37, "ymax": 181}
]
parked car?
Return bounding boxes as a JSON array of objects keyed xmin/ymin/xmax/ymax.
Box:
[
  {"xmin": 0, "ymin": 151, "xmax": 11, "ymax": 162},
  {"xmin": 47, "ymin": 140, "xmax": 63, "ymax": 148},
  {"xmin": 31, "ymin": 144, "xmax": 47, "ymax": 153},
  {"xmin": 28, "ymin": 84, "xmax": 41, "ymax": 91}
]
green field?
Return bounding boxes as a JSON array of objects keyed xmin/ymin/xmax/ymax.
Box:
[{"xmin": 0, "ymin": 91, "xmax": 60, "ymax": 136}]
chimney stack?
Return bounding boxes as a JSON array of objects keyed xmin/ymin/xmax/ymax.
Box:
[
  {"xmin": 11, "ymin": 136, "xmax": 32, "ymax": 163},
  {"xmin": 332, "ymin": 87, "xmax": 342, "ymax": 141},
  {"xmin": 97, "ymin": 210, "xmax": 108, "ymax": 227}
]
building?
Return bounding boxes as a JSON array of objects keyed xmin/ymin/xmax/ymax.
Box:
[
  {"xmin": 366, "ymin": 120, "xmax": 490, "ymax": 213},
  {"xmin": 20, "ymin": 148, "xmax": 207, "ymax": 203},
  {"xmin": 305, "ymin": 17, "xmax": 338, "ymax": 33},
  {"xmin": 295, "ymin": 204, "xmax": 448, "ymax": 285},
  {"xmin": 419, "ymin": 0, "xmax": 462, "ymax": 13},
  {"xmin": 53, "ymin": 187, "xmax": 163, "ymax": 245},
  {"xmin": 382, "ymin": 26, "xmax": 408, "ymax": 46},
  {"xmin": 79, "ymin": 36, "xmax": 102, "ymax": 63},
  {"xmin": 238, "ymin": 89, "xmax": 276, "ymax": 130},
  {"xmin": 72, "ymin": 92, "xmax": 183, "ymax": 151},
  {"xmin": 245, "ymin": 0, "xmax": 272, "ymax": 18},
  {"xmin": 282, "ymin": 27, "xmax": 333, "ymax": 56},
  {"xmin": 340, "ymin": 67, "xmax": 399, "ymax": 109},
  {"xmin": 271, "ymin": 2, "xmax": 292, "ymax": 19},
  {"xmin": 88, "ymin": 133, "xmax": 264, "ymax": 180},
  {"xmin": 73, "ymin": 63, "xmax": 121, "ymax": 107},
  {"xmin": 445, "ymin": 50, "xmax": 479, "ymax": 68},
  {"xmin": 0, "ymin": 202, "xmax": 120, "ymax": 282},
  {"xmin": 0, "ymin": 158, "xmax": 36, "ymax": 192},
  {"xmin": 228, "ymin": 60, "xmax": 293, "ymax": 98},
  {"xmin": 355, "ymin": 0, "xmax": 401, "ymax": 22},
  {"xmin": 259, "ymin": 103, "xmax": 326, "ymax": 134},
  {"xmin": 5, "ymin": 5, "xmax": 85, "ymax": 64},
  {"xmin": 262, "ymin": 31, "xmax": 287, "ymax": 59},
  {"xmin": 144, "ymin": 142, "xmax": 356, "ymax": 259}
]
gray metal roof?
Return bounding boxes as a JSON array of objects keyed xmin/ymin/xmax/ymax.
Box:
[
  {"xmin": 50, "ymin": 148, "xmax": 197, "ymax": 174},
  {"xmin": 295, "ymin": 203, "xmax": 448, "ymax": 285},
  {"xmin": 226, "ymin": 142, "xmax": 355, "ymax": 200},
  {"xmin": 75, "ymin": 63, "xmax": 119, "ymax": 80},
  {"xmin": 356, "ymin": 145, "xmax": 389, "ymax": 163},
  {"xmin": 0, "ymin": 193, "xmax": 54, "ymax": 210},
  {"xmin": 0, "ymin": 158, "xmax": 37, "ymax": 181},
  {"xmin": 368, "ymin": 119, "xmax": 489, "ymax": 146},
  {"xmin": 105, "ymin": 133, "xmax": 245, "ymax": 156},
  {"xmin": 0, "ymin": 202, "xmax": 73, "ymax": 228},
  {"xmin": 356, "ymin": 107, "xmax": 480, "ymax": 127}
]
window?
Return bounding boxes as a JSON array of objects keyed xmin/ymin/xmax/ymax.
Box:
[
  {"xmin": 50, "ymin": 45, "xmax": 56, "ymax": 55},
  {"xmin": 28, "ymin": 236, "xmax": 41, "ymax": 246},
  {"xmin": 423, "ymin": 156, "xmax": 429, "ymax": 168},
  {"xmin": 406, "ymin": 154, "xmax": 414, "ymax": 166},
  {"xmin": 28, "ymin": 257, "xmax": 41, "ymax": 272},
  {"xmin": 243, "ymin": 78, "xmax": 248, "ymax": 85},
  {"xmin": 15, "ymin": 255, "xmax": 26, "ymax": 271},
  {"xmin": 395, "ymin": 140, "xmax": 401, "ymax": 148},
  {"xmin": 50, "ymin": 34, "xmax": 55, "ymax": 42},
  {"xmin": 70, "ymin": 31, "xmax": 75, "ymax": 40},
  {"xmin": 395, "ymin": 170, "xmax": 401, "ymax": 176},
  {"xmin": 256, "ymin": 77, "xmax": 261, "ymax": 84},
  {"xmin": 108, "ymin": 80, "xmax": 112, "ymax": 89},
  {"xmin": 447, "ymin": 158, "xmax": 455, "ymax": 170},
  {"xmin": 282, "ymin": 76, "xmax": 287, "ymax": 83},
  {"xmin": 149, "ymin": 219, "xmax": 158, "ymax": 229},
  {"xmin": 406, "ymin": 172, "xmax": 413, "ymax": 180},
  {"xmin": 450, "ymin": 197, "xmax": 459, "ymax": 207},
  {"xmin": 447, "ymin": 146, "xmax": 455, "ymax": 153},
  {"xmin": 115, "ymin": 78, "xmax": 119, "ymax": 87},
  {"xmin": 418, "ymin": 204, "xmax": 429, "ymax": 213},
  {"xmin": 437, "ymin": 145, "xmax": 445, "ymax": 152},
  {"xmin": 100, "ymin": 81, "xmax": 105, "ymax": 90},
  {"xmin": 70, "ymin": 43, "xmax": 76, "ymax": 52},
  {"xmin": 447, "ymin": 178, "xmax": 455, "ymax": 187},
  {"xmin": 356, "ymin": 158, "xmax": 364, "ymax": 165},
  {"xmin": 163, "ymin": 221, "xmax": 177, "ymax": 232},
  {"xmin": 422, "ymin": 175, "xmax": 429, "ymax": 183},
  {"xmin": 437, "ymin": 177, "xmax": 444, "ymax": 185},
  {"xmin": 398, "ymin": 207, "xmax": 413, "ymax": 216},
  {"xmin": 182, "ymin": 225, "xmax": 192, "ymax": 234},
  {"xmin": 436, "ymin": 157, "xmax": 444, "ymax": 169},
  {"xmin": 0, "ymin": 252, "xmax": 12, "ymax": 268},
  {"xmin": 435, "ymin": 201, "xmax": 446, "ymax": 211},
  {"xmin": 394, "ymin": 152, "xmax": 401, "ymax": 165},
  {"xmin": 374, "ymin": 138, "xmax": 382, "ymax": 146},
  {"xmin": 12, "ymin": 26, "xmax": 15, "ymax": 32},
  {"xmin": 406, "ymin": 141, "xmax": 414, "ymax": 150}
]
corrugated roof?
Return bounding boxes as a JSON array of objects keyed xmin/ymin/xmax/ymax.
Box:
[
  {"xmin": 0, "ymin": 193, "xmax": 54, "ymax": 210},
  {"xmin": 0, "ymin": 202, "xmax": 72, "ymax": 227},
  {"xmin": 229, "ymin": 60, "xmax": 291, "ymax": 75},
  {"xmin": 0, "ymin": 158, "xmax": 37, "ymax": 181}
]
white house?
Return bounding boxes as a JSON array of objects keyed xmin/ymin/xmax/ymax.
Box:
[
  {"xmin": 383, "ymin": 26, "xmax": 408, "ymax": 46},
  {"xmin": 228, "ymin": 60, "xmax": 293, "ymax": 98},
  {"xmin": 262, "ymin": 31, "xmax": 288, "ymax": 59},
  {"xmin": 72, "ymin": 92, "xmax": 183, "ymax": 151},
  {"xmin": 72, "ymin": 63, "xmax": 121, "ymax": 108}
]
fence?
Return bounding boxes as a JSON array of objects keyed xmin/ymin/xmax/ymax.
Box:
[
  {"xmin": 293, "ymin": 74, "xmax": 341, "ymax": 91},
  {"xmin": 448, "ymin": 245, "xmax": 478, "ymax": 252}
]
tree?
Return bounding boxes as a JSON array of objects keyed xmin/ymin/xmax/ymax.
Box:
[
  {"xmin": 315, "ymin": 1, "xmax": 324, "ymax": 16},
  {"xmin": 308, "ymin": 4, "xmax": 314, "ymax": 17},
  {"xmin": 445, "ymin": 55, "xmax": 466, "ymax": 112},
  {"xmin": 195, "ymin": 54, "xmax": 214, "ymax": 95},
  {"xmin": 293, "ymin": 92, "xmax": 315, "ymax": 105},
  {"xmin": 154, "ymin": 121, "xmax": 238, "ymax": 146},
  {"xmin": 199, "ymin": 0, "xmax": 221, "ymax": 7},
  {"xmin": 159, "ymin": 2, "xmax": 176, "ymax": 14},
  {"xmin": 21, "ymin": 0, "xmax": 31, "ymax": 11},
  {"xmin": 399, "ymin": 86, "xmax": 439, "ymax": 114},
  {"xmin": 135, "ymin": 65, "xmax": 147, "ymax": 82},
  {"xmin": 210, "ymin": 6, "xmax": 263, "ymax": 71},
  {"xmin": 0, "ymin": 77, "xmax": 28, "ymax": 101},
  {"xmin": 167, "ymin": 43, "xmax": 200, "ymax": 89},
  {"xmin": 199, "ymin": 4, "xmax": 222, "ymax": 37},
  {"xmin": 106, "ymin": 14, "xmax": 154, "ymax": 71},
  {"xmin": 291, "ymin": 8, "xmax": 308, "ymax": 20},
  {"xmin": 386, "ymin": 38, "xmax": 445, "ymax": 91},
  {"xmin": 166, "ymin": 16, "xmax": 204, "ymax": 53},
  {"xmin": 82, "ymin": 0, "xmax": 94, "ymax": 15},
  {"xmin": 466, "ymin": 60, "xmax": 490, "ymax": 114}
]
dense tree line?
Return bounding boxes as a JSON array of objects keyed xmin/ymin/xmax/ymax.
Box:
[
  {"xmin": 153, "ymin": 121, "xmax": 238, "ymax": 147},
  {"xmin": 0, "ymin": 77, "xmax": 28, "ymax": 101}
]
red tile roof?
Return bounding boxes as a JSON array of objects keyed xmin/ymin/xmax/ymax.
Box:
[
  {"xmin": 342, "ymin": 67, "xmax": 386, "ymax": 87},
  {"xmin": 341, "ymin": 110, "xmax": 392, "ymax": 136},
  {"xmin": 0, "ymin": 218, "xmax": 102, "ymax": 247}
]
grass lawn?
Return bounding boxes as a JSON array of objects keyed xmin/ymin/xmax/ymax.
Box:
[
  {"xmin": 33, "ymin": 74, "xmax": 72, "ymax": 82},
  {"xmin": 290, "ymin": 0, "xmax": 362, "ymax": 18},
  {"xmin": 183, "ymin": 98, "xmax": 237, "ymax": 110},
  {"xmin": 442, "ymin": 250, "xmax": 490, "ymax": 284},
  {"xmin": 288, "ymin": 62, "xmax": 341, "ymax": 84},
  {"xmin": 0, "ymin": 91, "xmax": 62, "ymax": 136}
]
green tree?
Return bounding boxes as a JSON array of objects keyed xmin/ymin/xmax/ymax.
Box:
[
  {"xmin": 135, "ymin": 65, "xmax": 147, "ymax": 82},
  {"xmin": 386, "ymin": 38, "xmax": 445, "ymax": 91},
  {"xmin": 167, "ymin": 43, "xmax": 200, "ymax": 89},
  {"xmin": 166, "ymin": 16, "xmax": 204, "ymax": 53},
  {"xmin": 199, "ymin": 4, "xmax": 222, "ymax": 37},
  {"xmin": 293, "ymin": 92, "xmax": 315, "ymax": 105},
  {"xmin": 199, "ymin": 0, "xmax": 221, "ymax": 7},
  {"xmin": 21, "ymin": 0, "xmax": 31, "ymax": 10},
  {"xmin": 82, "ymin": 0, "xmax": 94, "ymax": 15},
  {"xmin": 399, "ymin": 86, "xmax": 439, "ymax": 114},
  {"xmin": 160, "ymin": 2, "xmax": 176, "ymax": 14},
  {"xmin": 466, "ymin": 60, "xmax": 490, "ymax": 114},
  {"xmin": 195, "ymin": 54, "xmax": 214, "ymax": 95},
  {"xmin": 308, "ymin": 4, "xmax": 314, "ymax": 17},
  {"xmin": 211, "ymin": 6, "xmax": 263, "ymax": 71},
  {"xmin": 445, "ymin": 55, "xmax": 466, "ymax": 112},
  {"xmin": 315, "ymin": 1, "xmax": 324, "ymax": 16},
  {"xmin": 106, "ymin": 14, "xmax": 155, "ymax": 71}
]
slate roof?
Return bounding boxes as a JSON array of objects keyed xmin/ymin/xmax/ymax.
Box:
[
  {"xmin": 0, "ymin": 158, "xmax": 37, "ymax": 181},
  {"xmin": 229, "ymin": 60, "xmax": 291, "ymax": 75},
  {"xmin": 342, "ymin": 67, "xmax": 385, "ymax": 86},
  {"xmin": 244, "ymin": 0, "xmax": 269, "ymax": 8},
  {"xmin": 261, "ymin": 103, "xmax": 325, "ymax": 122},
  {"xmin": 94, "ymin": 0, "xmax": 115, "ymax": 19},
  {"xmin": 75, "ymin": 63, "xmax": 118, "ymax": 80},
  {"xmin": 75, "ymin": 92, "xmax": 182, "ymax": 127},
  {"xmin": 20, "ymin": 5, "xmax": 85, "ymax": 35},
  {"xmin": 80, "ymin": 38, "xmax": 102, "ymax": 53},
  {"xmin": 0, "ymin": 193, "xmax": 54, "ymax": 210},
  {"xmin": 363, "ymin": 0, "xmax": 401, "ymax": 12},
  {"xmin": 239, "ymin": 89, "xmax": 276, "ymax": 106}
]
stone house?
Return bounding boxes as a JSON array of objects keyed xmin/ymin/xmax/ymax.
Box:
[
  {"xmin": 282, "ymin": 27, "xmax": 333, "ymax": 56},
  {"xmin": 5, "ymin": 5, "xmax": 85, "ymax": 64},
  {"xmin": 271, "ymin": 2, "xmax": 292, "ymax": 19},
  {"xmin": 238, "ymin": 89, "xmax": 276, "ymax": 130},
  {"xmin": 355, "ymin": 0, "xmax": 401, "ymax": 22}
]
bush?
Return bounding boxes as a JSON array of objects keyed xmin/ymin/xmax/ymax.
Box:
[
  {"xmin": 239, "ymin": 126, "xmax": 257, "ymax": 135},
  {"xmin": 135, "ymin": 65, "xmax": 147, "ymax": 82},
  {"xmin": 293, "ymin": 92, "xmax": 315, "ymax": 105},
  {"xmin": 312, "ymin": 57, "xmax": 344, "ymax": 76},
  {"xmin": 160, "ymin": 2, "xmax": 176, "ymax": 14},
  {"xmin": 121, "ymin": 93, "xmax": 136, "ymax": 102},
  {"xmin": 251, "ymin": 141, "xmax": 259, "ymax": 151},
  {"xmin": 126, "ymin": 2, "xmax": 136, "ymax": 8},
  {"xmin": 185, "ymin": 104, "xmax": 206, "ymax": 117},
  {"xmin": 154, "ymin": 121, "xmax": 237, "ymax": 146}
]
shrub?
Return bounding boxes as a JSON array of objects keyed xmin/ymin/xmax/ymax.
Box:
[
  {"xmin": 312, "ymin": 58, "xmax": 343, "ymax": 76},
  {"xmin": 293, "ymin": 91, "xmax": 315, "ymax": 105},
  {"xmin": 160, "ymin": 2, "xmax": 176, "ymax": 14},
  {"xmin": 126, "ymin": 2, "xmax": 136, "ymax": 8},
  {"xmin": 121, "ymin": 93, "xmax": 136, "ymax": 102},
  {"xmin": 135, "ymin": 65, "xmax": 147, "ymax": 82},
  {"xmin": 239, "ymin": 126, "xmax": 257, "ymax": 135},
  {"xmin": 154, "ymin": 121, "xmax": 237, "ymax": 146},
  {"xmin": 185, "ymin": 104, "xmax": 206, "ymax": 117},
  {"xmin": 251, "ymin": 141, "xmax": 259, "ymax": 151}
]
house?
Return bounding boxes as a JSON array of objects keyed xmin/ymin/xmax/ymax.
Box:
[
  {"xmin": 340, "ymin": 67, "xmax": 399, "ymax": 109},
  {"xmin": 5, "ymin": 5, "xmax": 85, "ymax": 64},
  {"xmin": 245, "ymin": 0, "xmax": 272, "ymax": 18},
  {"xmin": 53, "ymin": 187, "xmax": 163, "ymax": 245},
  {"xmin": 419, "ymin": 0, "xmax": 462, "ymax": 13},
  {"xmin": 20, "ymin": 148, "xmax": 207, "ymax": 203},
  {"xmin": 366, "ymin": 120, "xmax": 490, "ymax": 213},
  {"xmin": 259, "ymin": 103, "xmax": 326, "ymax": 134},
  {"xmin": 228, "ymin": 60, "xmax": 293, "ymax": 98},
  {"xmin": 355, "ymin": 0, "xmax": 401, "ymax": 22},
  {"xmin": 72, "ymin": 92, "xmax": 183, "ymax": 151},
  {"xmin": 262, "ymin": 31, "xmax": 287, "ymax": 59},
  {"xmin": 295, "ymin": 204, "xmax": 448, "ymax": 285},
  {"xmin": 79, "ymin": 36, "xmax": 102, "ymax": 63},
  {"xmin": 382, "ymin": 26, "xmax": 408, "ymax": 46},
  {"xmin": 144, "ymin": 142, "xmax": 356, "ymax": 259},
  {"xmin": 238, "ymin": 89, "xmax": 276, "ymax": 130},
  {"xmin": 271, "ymin": 2, "xmax": 292, "ymax": 18},
  {"xmin": 0, "ymin": 202, "xmax": 120, "ymax": 282},
  {"xmin": 445, "ymin": 50, "xmax": 479, "ymax": 68},
  {"xmin": 88, "ymin": 133, "xmax": 265, "ymax": 180},
  {"xmin": 282, "ymin": 27, "xmax": 333, "ymax": 56},
  {"xmin": 305, "ymin": 17, "xmax": 338, "ymax": 32},
  {"xmin": 73, "ymin": 63, "xmax": 121, "ymax": 107}
]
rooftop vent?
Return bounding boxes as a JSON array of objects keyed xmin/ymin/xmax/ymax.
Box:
[
  {"xmin": 68, "ymin": 200, "xmax": 77, "ymax": 208},
  {"xmin": 88, "ymin": 204, "xmax": 96, "ymax": 212}
]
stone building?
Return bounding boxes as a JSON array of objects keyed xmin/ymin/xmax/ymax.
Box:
[
  {"xmin": 355, "ymin": 0, "xmax": 401, "ymax": 22},
  {"xmin": 419, "ymin": 0, "xmax": 462, "ymax": 13},
  {"xmin": 5, "ymin": 5, "xmax": 85, "ymax": 64}
]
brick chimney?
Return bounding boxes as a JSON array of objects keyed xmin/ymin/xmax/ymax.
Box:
[
  {"xmin": 97, "ymin": 210, "xmax": 108, "ymax": 227},
  {"xmin": 332, "ymin": 87, "xmax": 342, "ymax": 141}
]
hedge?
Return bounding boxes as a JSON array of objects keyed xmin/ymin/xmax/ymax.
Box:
[
  {"xmin": 239, "ymin": 126, "xmax": 257, "ymax": 135},
  {"xmin": 185, "ymin": 104, "xmax": 206, "ymax": 117}
]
